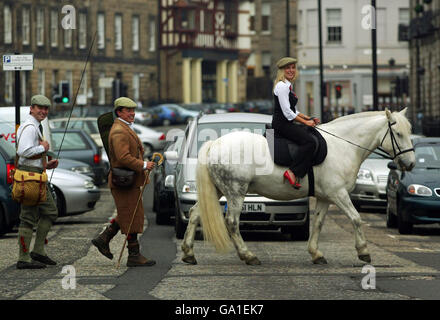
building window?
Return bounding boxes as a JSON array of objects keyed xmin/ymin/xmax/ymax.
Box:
[
  {"xmin": 51, "ymin": 10, "xmax": 58, "ymax": 47},
  {"xmin": 37, "ymin": 8, "xmax": 44, "ymax": 46},
  {"xmin": 115, "ymin": 14, "xmax": 122, "ymax": 51},
  {"xmin": 262, "ymin": 52, "xmax": 271, "ymax": 77},
  {"xmin": 4, "ymin": 5, "xmax": 12, "ymax": 44},
  {"xmin": 5, "ymin": 72, "xmax": 13, "ymax": 104},
  {"xmin": 326, "ymin": 9, "xmax": 342, "ymax": 43},
  {"xmin": 399, "ymin": 8, "xmax": 409, "ymax": 24},
  {"xmin": 249, "ymin": 2, "xmax": 255, "ymax": 33},
  {"xmin": 38, "ymin": 70, "xmax": 45, "ymax": 95},
  {"xmin": 79, "ymin": 13, "xmax": 87, "ymax": 49},
  {"xmin": 149, "ymin": 18, "xmax": 156, "ymax": 52},
  {"xmin": 22, "ymin": 7, "xmax": 30, "ymax": 45},
  {"xmin": 261, "ymin": 3, "xmax": 271, "ymax": 33},
  {"xmin": 64, "ymin": 28, "xmax": 72, "ymax": 48},
  {"xmin": 132, "ymin": 16, "xmax": 139, "ymax": 52},
  {"xmin": 98, "ymin": 72, "xmax": 106, "ymax": 105},
  {"xmin": 133, "ymin": 73, "xmax": 140, "ymax": 102},
  {"xmin": 97, "ymin": 13, "xmax": 105, "ymax": 49}
]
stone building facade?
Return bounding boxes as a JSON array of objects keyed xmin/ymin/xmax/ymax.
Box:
[
  {"xmin": 409, "ymin": 0, "xmax": 440, "ymax": 134},
  {"xmin": 1, "ymin": 0, "xmax": 159, "ymax": 109}
]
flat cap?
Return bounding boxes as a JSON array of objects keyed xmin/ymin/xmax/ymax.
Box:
[
  {"xmin": 114, "ymin": 97, "xmax": 137, "ymax": 110},
  {"xmin": 276, "ymin": 57, "xmax": 297, "ymax": 69},
  {"xmin": 31, "ymin": 95, "xmax": 51, "ymax": 107}
]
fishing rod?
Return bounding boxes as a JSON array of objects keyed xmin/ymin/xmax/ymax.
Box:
[{"xmin": 49, "ymin": 30, "xmax": 97, "ymax": 183}]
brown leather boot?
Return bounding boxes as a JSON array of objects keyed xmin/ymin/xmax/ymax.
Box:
[
  {"xmin": 91, "ymin": 220, "xmax": 120, "ymax": 260},
  {"xmin": 126, "ymin": 237, "xmax": 156, "ymax": 267}
]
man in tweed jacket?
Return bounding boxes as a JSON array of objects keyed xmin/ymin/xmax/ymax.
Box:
[{"xmin": 92, "ymin": 97, "xmax": 156, "ymax": 267}]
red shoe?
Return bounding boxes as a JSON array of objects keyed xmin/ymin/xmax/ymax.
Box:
[{"xmin": 283, "ymin": 170, "xmax": 301, "ymax": 189}]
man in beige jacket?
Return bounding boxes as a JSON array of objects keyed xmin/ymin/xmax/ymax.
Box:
[{"xmin": 92, "ymin": 97, "xmax": 156, "ymax": 267}]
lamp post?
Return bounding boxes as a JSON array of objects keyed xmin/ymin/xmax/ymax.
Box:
[
  {"xmin": 371, "ymin": 0, "xmax": 378, "ymax": 111},
  {"xmin": 318, "ymin": 0, "xmax": 324, "ymax": 119}
]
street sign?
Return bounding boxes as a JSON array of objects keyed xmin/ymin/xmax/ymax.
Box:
[{"xmin": 2, "ymin": 54, "xmax": 34, "ymax": 71}]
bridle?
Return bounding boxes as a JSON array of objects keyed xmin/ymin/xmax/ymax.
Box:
[
  {"xmin": 315, "ymin": 119, "xmax": 414, "ymax": 160},
  {"xmin": 377, "ymin": 120, "xmax": 414, "ymax": 160}
]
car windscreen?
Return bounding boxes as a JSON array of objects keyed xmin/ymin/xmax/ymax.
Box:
[
  {"xmin": 52, "ymin": 120, "xmax": 99, "ymax": 135},
  {"xmin": 415, "ymin": 143, "xmax": 440, "ymax": 168},
  {"xmin": 52, "ymin": 132, "xmax": 88, "ymax": 151},
  {"xmin": 189, "ymin": 122, "xmax": 267, "ymax": 158}
]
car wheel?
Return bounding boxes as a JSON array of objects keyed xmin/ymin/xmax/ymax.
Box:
[
  {"xmin": 143, "ymin": 143, "xmax": 153, "ymax": 157},
  {"xmin": 397, "ymin": 201, "xmax": 413, "ymax": 234},
  {"xmin": 53, "ymin": 187, "xmax": 66, "ymax": 217},
  {"xmin": 282, "ymin": 211, "xmax": 310, "ymax": 241},
  {"xmin": 386, "ymin": 202, "xmax": 397, "ymax": 228}
]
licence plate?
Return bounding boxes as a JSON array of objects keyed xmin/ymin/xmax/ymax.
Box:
[
  {"xmin": 242, "ymin": 203, "xmax": 265, "ymax": 213},
  {"xmin": 224, "ymin": 202, "xmax": 266, "ymax": 213}
]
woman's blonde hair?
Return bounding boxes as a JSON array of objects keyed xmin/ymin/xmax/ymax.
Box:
[{"xmin": 273, "ymin": 64, "xmax": 298, "ymax": 91}]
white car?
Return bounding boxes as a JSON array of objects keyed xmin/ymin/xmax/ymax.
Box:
[
  {"xmin": 47, "ymin": 167, "xmax": 101, "ymax": 217},
  {"xmin": 132, "ymin": 123, "xmax": 166, "ymax": 156}
]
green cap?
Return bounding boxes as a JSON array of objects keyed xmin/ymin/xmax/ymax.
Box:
[
  {"xmin": 114, "ymin": 97, "xmax": 137, "ymax": 110},
  {"xmin": 276, "ymin": 57, "xmax": 297, "ymax": 69},
  {"xmin": 31, "ymin": 95, "xmax": 51, "ymax": 107}
]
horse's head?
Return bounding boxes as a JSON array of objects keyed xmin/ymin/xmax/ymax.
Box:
[{"xmin": 381, "ymin": 108, "xmax": 415, "ymax": 171}]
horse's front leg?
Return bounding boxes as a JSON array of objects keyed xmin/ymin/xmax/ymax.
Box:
[
  {"xmin": 225, "ymin": 198, "xmax": 261, "ymax": 265},
  {"xmin": 331, "ymin": 189, "xmax": 371, "ymax": 263},
  {"xmin": 307, "ymin": 199, "xmax": 330, "ymax": 264},
  {"xmin": 181, "ymin": 203, "xmax": 201, "ymax": 265}
]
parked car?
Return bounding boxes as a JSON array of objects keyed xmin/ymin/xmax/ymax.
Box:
[
  {"xmin": 172, "ymin": 112, "xmax": 310, "ymax": 240},
  {"xmin": 49, "ymin": 117, "xmax": 103, "ymax": 148},
  {"xmin": 47, "ymin": 167, "xmax": 101, "ymax": 217},
  {"xmin": 51, "ymin": 129, "xmax": 108, "ymax": 185},
  {"xmin": 134, "ymin": 108, "xmax": 153, "ymax": 126},
  {"xmin": 57, "ymin": 158, "xmax": 96, "ymax": 182},
  {"xmin": 153, "ymin": 132, "xmax": 186, "ymax": 225},
  {"xmin": 180, "ymin": 103, "xmax": 211, "ymax": 115},
  {"xmin": 386, "ymin": 137, "xmax": 440, "ymax": 234},
  {"xmin": 165, "ymin": 104, "xmax": 199, "ymax": 124},
  {"xmin": 350, "ymin": 150, "xmax": 389, "ymax": 210},
  {"xmin": 0, "ymin": 134, "xmax": 20, "ymax": 236},
  {"xmin": 149, "ymin": 105, "xmax": 182, "ymax": 126},
  {"xmin": 131, "ymin": 123, "xmax": 166, "ymax": 156}
]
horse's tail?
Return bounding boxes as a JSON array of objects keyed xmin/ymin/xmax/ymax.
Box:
[{"xmin": 197, "ymin": 140, "xmax": 232, "ymax": 253}]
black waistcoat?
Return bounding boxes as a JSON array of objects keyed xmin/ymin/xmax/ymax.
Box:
[{"xmin": 273, "ymin": 89, "xmax": 298, "ymax": 123}]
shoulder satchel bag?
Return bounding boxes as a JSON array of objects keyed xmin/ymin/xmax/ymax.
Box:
[
  {"xmin": 111, "ymin": 167, "xmax": 135, "ymax": 188},
  {"xmin": 11, "ymin": 124, "xmax": 48, "ymax": 206}
]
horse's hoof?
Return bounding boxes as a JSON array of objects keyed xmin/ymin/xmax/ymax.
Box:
[
  {"xmin": 313, "ymin": 257, "xmax": 328, "ymax": 265},
  {"xmin": 358, "ymin": 254, "xmax": 371, "ymax": 263},
  {"xmin": 182, "ymin": 256, "xmax": 197, "ymax": 265},
  {"xmin": 245, "ymin": 257, "xmax": 261, "ymax": 266}
]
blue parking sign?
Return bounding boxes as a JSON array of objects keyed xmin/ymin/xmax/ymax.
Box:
[{"xmin": 3, "ymin": 55, "xmax": 11, "ymax": 63}]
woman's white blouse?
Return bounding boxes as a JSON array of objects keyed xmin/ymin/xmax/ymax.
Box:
[{"xmin": 273, "ymin": 80, "xmax": 300, "ymax": 121}]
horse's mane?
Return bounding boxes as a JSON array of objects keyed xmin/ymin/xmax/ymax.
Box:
[{"xmin": 325, "ymin": 110, "xmax": 412, "ymax": 133}]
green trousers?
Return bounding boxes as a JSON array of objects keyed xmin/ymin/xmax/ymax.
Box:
[{"xmin": 17, "ymin": 166, "xmax": 58, "ymax": 263}]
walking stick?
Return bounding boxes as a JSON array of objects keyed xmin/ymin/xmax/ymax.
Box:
[{"xmin": 116, "ymin": 152, "xmax": 164, "ymax": 268}]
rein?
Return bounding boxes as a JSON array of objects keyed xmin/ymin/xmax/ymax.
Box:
[{"xmin": 314, "ymin": 119, "xmax": 414, "ymax": 160}]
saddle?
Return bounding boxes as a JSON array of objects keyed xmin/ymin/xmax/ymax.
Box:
[{"xmin": 264, "ymin": 124, "xmax": 327, "ymax": 196}]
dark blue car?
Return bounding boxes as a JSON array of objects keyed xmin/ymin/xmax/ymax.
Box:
[
  {"xmin": 386, "ymin": 137, "xmax": 440, "ymax": 234},
  {"xmin": 0, "ymin": 134, "xmax": 20, "ymax": 236},
  {"xmin": 149, "ymin": 105, "xmax": 181, "ymax": 126}
]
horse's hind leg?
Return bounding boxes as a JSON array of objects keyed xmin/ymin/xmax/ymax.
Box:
[
  {"xmin": 307, "ymin": 199, "xmax": 330, "ymax": 264},
  {"xmin": 181, "ymin": 203, "xmax": 201, "ymax": 265},
  {"xmin": 225, "ymin": 196, "xmax": 261, "ymax": 266},
  {"xmin": 331, "ymin": 189, "xmax": 371, "ymax": 263}
]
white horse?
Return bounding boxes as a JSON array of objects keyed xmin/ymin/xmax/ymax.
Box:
[{"xmin": 181, "ymin": 109, "xmax": 415, "ymax": 265}]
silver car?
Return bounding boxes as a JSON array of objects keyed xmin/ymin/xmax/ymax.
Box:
[
  {"xmin": 47, "ymin": 168, "xmax": 101, "ymax": 217},
  {"xmin": 168, "ymin": 113, "xmax": 310, "ymax": 240},
  {"xmin": 350, "ymin": 151, "xmax": 390, "ymax": 210},
  {"xmin": 131, "ymin": 123, "xmax": 166, "ymax": 156}
]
